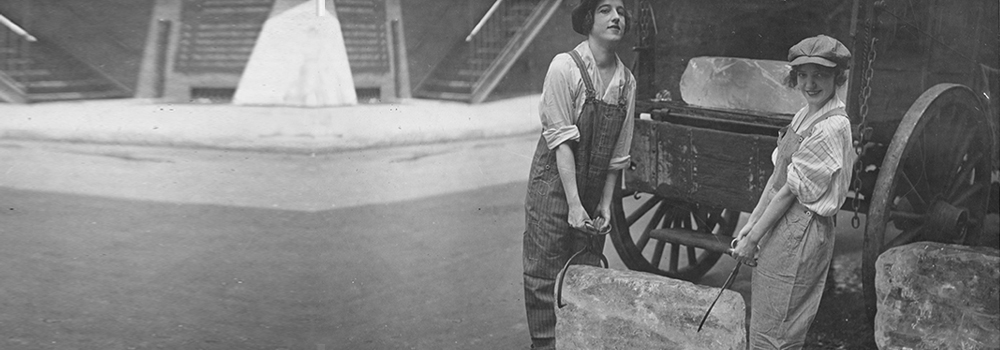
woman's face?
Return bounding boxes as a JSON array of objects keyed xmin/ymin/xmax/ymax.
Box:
[
  {"xmin": 590, "ymin": 0, "xmax": 626, "ymax": 42},
  {"xmin": 795, "ymin": 64, "xmax": 837, "ymax": 108}
]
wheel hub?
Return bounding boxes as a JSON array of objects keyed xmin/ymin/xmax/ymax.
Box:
[{"xmin": 924, "ymin": 200, "xmax": 969, "ymax": 244}]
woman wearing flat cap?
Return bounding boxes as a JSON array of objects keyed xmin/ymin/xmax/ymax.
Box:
[
  {"xmin": 521, "ymin": 0, "xmax": 634, "ymax": 348},
  {"xmin": 731, "ymin": 34, "xmax": 854, "ymax": 349}
]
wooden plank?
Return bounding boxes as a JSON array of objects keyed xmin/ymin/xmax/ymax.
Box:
[
  {"xmin": 626, "ymin": 118, "xmax": 777, "ymax": 213},
  {"xmin": 654, "ymin": 119, "xmax": 694, "ymax": 200},
  {"xmin": 688, "ymin": 127, "xmax": 774, "ymax": 212},
  {"xmin": 648, "ymin": 227, "xmax": 734, "ymax": 254},
  {"xmin": 624, "ymin": 119, "xmax": 658, "ymax": 194},
  {"xmin": 636, "ymin": 100, "xmax": 791, "ymax": 129}
]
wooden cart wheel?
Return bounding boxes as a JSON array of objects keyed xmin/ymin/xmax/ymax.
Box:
[
  {"xmin": 610, "ymin": 188, "xmax": 740, "ymax": 281},
  {"xmin": 862, "ymin": 83, "xmax": 995, "ymax": 322}
]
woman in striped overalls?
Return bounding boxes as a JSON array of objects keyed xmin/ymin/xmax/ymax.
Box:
[
  {"xmin": 732, "ymin": 35, "xmax": 855, "ymax": 349},
  {"xmin": 521, "ymin": 0, "xmax": 635, "ymax": 349}
]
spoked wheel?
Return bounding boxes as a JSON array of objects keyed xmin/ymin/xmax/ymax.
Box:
[
  {"xmin": 611, "ymin": 188, "xmax": 740, "ymax": 281},
  {"xmin": 862, "ymin": 84, "xmax": 996, "ymax": 322}
]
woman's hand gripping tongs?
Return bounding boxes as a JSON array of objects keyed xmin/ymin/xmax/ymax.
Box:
[
  {"xmin": 554, "ymin": 216, "xmax": 612, "ymax": 308},
  {"xmin": 697, "ymin": 238, "xmax": 757, "ymax": 332}
]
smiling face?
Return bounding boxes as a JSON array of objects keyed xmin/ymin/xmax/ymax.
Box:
[
  {"xmin": 589, "ymin": 0, "xmax": 626, "ymax": 42},
  {"xmin": 794, "ymin": 64, "xmax": 837, "ymax": 110}
]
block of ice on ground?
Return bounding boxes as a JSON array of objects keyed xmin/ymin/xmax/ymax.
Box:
[{"xmin": 680, "ymin": 57, "xmax": 809, "ymax": 115}]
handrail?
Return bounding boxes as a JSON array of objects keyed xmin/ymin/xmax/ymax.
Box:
[
  {"xmin": 469, "ymin": 0, "xmax": 561, "ymax": 103},
  {"xmin": 0, "ymin": 13, "xmax": 36, "ymax": 42},
  {"xmin": 466, "ymin": 0, "xmax": 504, "ymax": 42}
]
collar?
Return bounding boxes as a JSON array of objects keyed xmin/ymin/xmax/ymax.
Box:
[
  {"xmin": 792, "ymin": 95, "xmax": 846, "ymax": 133},
  {"xmin": 572, "ymin": 41, "xmax": 625, "ymax": 98}
]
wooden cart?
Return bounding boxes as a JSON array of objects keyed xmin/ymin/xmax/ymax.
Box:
[{"xmin": 610, "ymin": 0, "xmax": 998, "ymax": 327}]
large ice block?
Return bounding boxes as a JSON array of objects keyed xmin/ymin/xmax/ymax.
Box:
[{"xmin": 680, "ymin": 57, "xmax": 849, "ymax": 115}]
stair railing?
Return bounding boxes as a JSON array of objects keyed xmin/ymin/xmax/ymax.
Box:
[
  {"xmin": 464, "ymin": 0, "xmax": 532, "ymax": 88},
  {"xmin": 413, "ymin": 0, "xmax": 560, "ymax": 102},
  {"xmin": 468, "ymin": 0, "xmax": 561, "ymax": 103},
  {"xmin": 0, "ymin": 12, "xmax": 35, "ymax": 102},
  {"xmin": 465, "ymin": 0, "xmax": 504, "ymax": 42}
]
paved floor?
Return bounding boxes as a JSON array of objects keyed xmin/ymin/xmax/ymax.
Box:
[{"xmin": 0, "ymin": 96, "xmax": 543, "ymax": 152}]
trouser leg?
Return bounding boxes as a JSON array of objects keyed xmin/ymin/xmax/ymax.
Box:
[{"xmin": 523, "ymin": 273, "xmax": 556, "ymax": 349}]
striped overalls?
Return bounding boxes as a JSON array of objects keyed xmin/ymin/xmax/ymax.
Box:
[
  {"xmin": 749, "ymin": 108, "xmax": 844, "ymax": 349},
  {"xmin": 522, "ymin": 50, "xmax": 630, "ymax": 349}
]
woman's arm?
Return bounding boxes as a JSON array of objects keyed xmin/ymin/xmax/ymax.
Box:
[
  {"xmin": 556, "ymin": 143, "xmax": 591, "ymax": 232},
  {"xmin": 593, "ymin": 169, "xmax": 619, "ymax": 232},
  {"xmin": 733, "ymin": 183, "xmax": 797, "ymax": 265},
  {"xmin": 736, "ymin": 174, "xmax": 779, "ymax": 241}
]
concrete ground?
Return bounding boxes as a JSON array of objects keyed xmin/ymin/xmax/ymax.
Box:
[
  {"xmin": 0, "ymin": 96, "xmax": 543, "ymax": 153},
  {"xmin": 1, "ymin": 96, "xmax": 996, "ymax": 349}
]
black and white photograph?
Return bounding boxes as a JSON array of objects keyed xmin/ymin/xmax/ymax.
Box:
[{"xmin": 0, "ymin": 0, "xmax": 997, "ymax": 349}]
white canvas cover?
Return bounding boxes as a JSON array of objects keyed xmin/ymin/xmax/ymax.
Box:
[{"xmin": 234, "ymin": 0, "xmax": 357, "ymax": 107}]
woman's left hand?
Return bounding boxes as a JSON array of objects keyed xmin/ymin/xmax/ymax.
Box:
[
  {"xmin": 731, "ymin": 237, "xmax": 759, "ymax": 267},
  {"xmin": 592, "ymin": 205, "xmax": 612, "ymax": 234}
]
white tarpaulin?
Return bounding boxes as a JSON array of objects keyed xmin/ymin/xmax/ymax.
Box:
[{"xmin": 233, "ymin": 0, "xmax": 357, "ymax": 107}]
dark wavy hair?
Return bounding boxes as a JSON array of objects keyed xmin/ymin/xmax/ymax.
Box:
[
  {"xmin": 581, "ymin": 3, "xmax": 632, "ymax": 35},
  {"xmin": 784, "ymin": 65, "xmax": 848, "ymax": 89}
]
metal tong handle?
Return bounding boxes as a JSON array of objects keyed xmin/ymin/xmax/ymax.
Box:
[{"xmin": 697, "ymin": 261, "xmax": 741, "ymax": 332}]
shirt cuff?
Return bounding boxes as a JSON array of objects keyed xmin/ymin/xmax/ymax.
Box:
[
  {"xmin": 608, "ymin": 155, "xmax": 631, "ymax": 170},
  {"xmin": 542, "ymin": 125, "xmax": 580, "ymax": 150}
]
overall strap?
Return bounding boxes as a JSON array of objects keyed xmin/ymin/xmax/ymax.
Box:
[
  {"xmin": 618, "ymin": 67, "xmax": 631, "ymax": 107},
  {"xmin": 802, "ymin": 107, "xmax": 847, "ymax": 136},
  {"xmin": 567, "ymin": 50, "xmax": 597, "ymax": 100}
]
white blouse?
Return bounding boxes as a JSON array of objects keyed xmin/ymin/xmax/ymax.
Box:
[{"xmin": 537, "ymin": 41, "xmax": 636, "ymax": 170}]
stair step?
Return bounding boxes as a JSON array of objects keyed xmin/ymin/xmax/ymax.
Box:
[
  {"xmin": 28, "ymin": 89, "xmax": 129, "ymax": 103},
  {"xmin": 202, "ymin": 0, "xmax": 273, "ymax": 6},
  {"xmin": 648, "ymin": 227, "xmax": 735, "ymax": 254},
  {"xmin": 23, "ymin": 78, "xmax": 111, "ymax": 89},
  {"xmin": 184, "ymin": 46, "xmax": 255, "ymax": 54},
  {"xmin": 3, "ymin": 69, "xmax": 51, "ymax": 77},
  {"xmin": 183, "ymin": 38, "xmax": 258, "ymax": 46},
  {"xmin": 472, "ymin": 47, "xmax": 503, "ymax": 56},
  {"xmin": 3, "ymin": 58, "xmax": 32, "ymax": 65},
  {"xmin": 416, "ymin": 0, "xmax": 552, "ymax": 102},
  {"xmin": 412, "ymin": 89, "xmax": 472, "ymax": 102},
  {"xmin": 457, "ymin": 68, "xmax": 487, "ymax": 77},
  {"xmin": 184, "ymin": 30, "xmax": 261, "ymax": 38},
  {"xmin": 424, "ymin": 79, "xmax": 474, "ymax": 89},
  {"xmin": 194, "ymin": 23, "xmax": 263, "ymax": 30}
]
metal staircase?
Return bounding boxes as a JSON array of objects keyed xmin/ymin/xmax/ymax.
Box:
[
  {"xmin": 174, "ymin": 0, "xmax": 275, "ymax": 74},
  {"xmin": 412, "ymin": 0, "xmax": 561, "ymax": 103},
  {"xmin": 0, "ymin": 14, "xmax": 130, "ymax": 103},
  {"xmin": 335, "ymin": 0, "xmax": 390, "ymax": 75}
]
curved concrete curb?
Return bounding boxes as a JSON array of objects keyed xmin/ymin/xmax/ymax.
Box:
[{"xmin": 0, "ymin": 95, "xmax": 542, "ymax": 153}]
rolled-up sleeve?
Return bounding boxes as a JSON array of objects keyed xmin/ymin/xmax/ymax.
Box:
[
  {"xmin": 786, "ymin": 117, "xmax": 848, "ymax": 203},
  {"xmin": 608, "ymin": 72, "xmax": 636, "ymax": 170},
  {"xmin": 540, "ymin": 55, "xmax": 580, "ymax": 150}
]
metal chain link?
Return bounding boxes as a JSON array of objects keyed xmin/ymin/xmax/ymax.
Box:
[
  {"xmin": 851, "ymin": 4, "xmax": 880, "ymax": 229},
  {"xmin": 636, "ymin": 1, "xmax": 653, "ymax": 48}
]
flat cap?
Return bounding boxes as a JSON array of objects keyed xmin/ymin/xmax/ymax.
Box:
[{"xmin": 788, "ymin": 35, "xmax": 851, "ymax": 68}]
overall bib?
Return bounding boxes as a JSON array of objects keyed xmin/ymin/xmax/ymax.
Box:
[
  {"xmin": 749, "ymin": 108, "xmax": 844, "ymax": 349},
  {"xmin": 522, "ymin": 50, "xmax": 631, "ymax": 346}
]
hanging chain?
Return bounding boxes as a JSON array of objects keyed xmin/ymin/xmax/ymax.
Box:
[
  {"xmin": 632, "ymin": 0, "xmax": 655, "ymax": 70},
  {"xmin": 850, "ymin": 3, "xmax": 881, "ymax": 229},
  {"xmin": 636, "ymin": 1, "xmax": 654, "ymax": 49}
]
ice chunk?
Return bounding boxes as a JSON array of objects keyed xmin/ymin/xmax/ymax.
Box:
[{"xmin": 680, "ymin": 57, "xmax": 847, "ymax": 115}]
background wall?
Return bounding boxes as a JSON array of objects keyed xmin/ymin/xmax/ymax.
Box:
[{"xmin": 0, "ymin": 0, "xmax": 154, "ymax": 92}]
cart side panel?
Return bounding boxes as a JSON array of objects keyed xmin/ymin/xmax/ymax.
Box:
[
  {"xmin": 625, "ymin": 119, "xmax": 659, "ymax": 195},
  {"xmin": 624, "ymin": 119, "xmax": 777, "ymax": 213}
]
